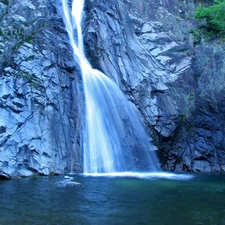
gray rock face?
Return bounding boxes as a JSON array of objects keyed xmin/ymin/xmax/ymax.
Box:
[
  {"xmin": 83, "ymin": 0, "xmax": 225, "ymax": 172},
  {"xmin": 0, "ymin": 0, "xmax": 82, "ymax": 179},
  {"xmin": 1, "ymin": 0, "xmax": 225, "ymax": 178}
]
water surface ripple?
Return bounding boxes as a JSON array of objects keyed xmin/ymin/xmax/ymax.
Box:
[{"xmin": 1, "ymin": 173, "xmax": 225, "ymax": 225}]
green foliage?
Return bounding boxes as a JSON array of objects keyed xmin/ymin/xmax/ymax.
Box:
[
  {"xmin": 189, "ymin": 28, "xmax": 201, "ymax": 44},
  {"xmin": 16, "ymin": 71, "xmax": 39, "ymax": 88},
  {"xmin": 1, "ymin": 0, "xmax": 9, "ymax": 5},
  {"xmin": 214, "ymin": 0, "xmax": 224, "ymax": 3},
  {"xmin": 194, "ymin": 0, "xmax": 225, "ymax": 36}
]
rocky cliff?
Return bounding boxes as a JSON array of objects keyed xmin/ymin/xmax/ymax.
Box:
[
  {"xmin": 0, "ymin": 0, "xmax": 82, "ymax": 179},
  {"xmin": 83, "ymin": 0, "xmax": 225, "ymax": 172},
  {"xmin": 0, "ymin": 0, "xmax": 225, "ymax": 179}
]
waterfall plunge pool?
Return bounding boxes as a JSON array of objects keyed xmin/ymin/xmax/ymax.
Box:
[{"xmin": 1, "ymin": 172, "xmax": 225, "ymax": 225}]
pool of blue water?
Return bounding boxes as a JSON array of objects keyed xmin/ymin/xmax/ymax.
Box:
[{"xmin": 0, "ymin": 172, "xmax": 225, "ymax": 225}]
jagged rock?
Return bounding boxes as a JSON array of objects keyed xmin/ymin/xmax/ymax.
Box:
[
  {"xmin": 1, "ymin": 0, "xmax": 225, "ymax": 176},
  {"xmin": 84, "ymin": 0, "xmax": 225, "ymax": 172},
  {"xmin": 0, "ymin": 0, "xmax": 82, "ymax": 178}
]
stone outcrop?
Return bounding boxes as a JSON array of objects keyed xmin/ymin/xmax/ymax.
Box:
[
  {"xmin": 0, "ymin": 0, "xmax": 82, "ymax": 179},
  {"xmin": 83, "ymin": 0, "xmax": 225, "ymax": 172}
]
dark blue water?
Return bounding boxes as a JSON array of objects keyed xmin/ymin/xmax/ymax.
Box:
[{"xmin": 0, "ymin": 173, "xmax": 225, "ymax": 225}]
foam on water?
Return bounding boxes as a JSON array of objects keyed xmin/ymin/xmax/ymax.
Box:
[{"xmin": 82, "ymin": 172, "xmax": 195, "ymax": 180}]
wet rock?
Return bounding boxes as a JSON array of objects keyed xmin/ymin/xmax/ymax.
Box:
[
  {"xmin": 55, "ymin": 176, "xmax": 81, "ymax": 187},
  {"xmin": 0, "ymin": 171, "xmax": 11, "ymax": 180}
]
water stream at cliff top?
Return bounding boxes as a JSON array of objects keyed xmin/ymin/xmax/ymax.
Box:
[{"xmin": 61, "ymin": 0, "xmax": 159, "ymax": 173}]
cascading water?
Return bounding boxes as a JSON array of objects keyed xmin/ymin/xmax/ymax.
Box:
[{"xmin": 61, "ymin": 0, "xmax": 160, "ymax": 174}]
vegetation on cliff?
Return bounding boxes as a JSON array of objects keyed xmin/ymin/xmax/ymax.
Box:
[{"xmin": 194, "ymin": 0, "xmax": 225, "ymax": 37}]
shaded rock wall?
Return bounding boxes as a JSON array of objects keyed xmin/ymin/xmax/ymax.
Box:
[
  {"xmin": 83, "ymin": 0, "xmax": 225, "ymax": 172},
  {"xmin": 0, "ymin": 0, "xmax": 82, "ymax": 179}
]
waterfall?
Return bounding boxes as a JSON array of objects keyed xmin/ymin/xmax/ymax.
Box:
[{"xmin": 61, "ymin": 0, "xmax": 160, "ymax": 173}]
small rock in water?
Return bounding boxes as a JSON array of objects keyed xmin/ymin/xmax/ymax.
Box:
[
  {"xmin": 64, "ymin": 175, "xmax": 73, "ymax": 180},
  {"xmin": 55, "ymin": 177, "xmax": 80, "ymax": 187},
  {"xmin": 0, "ymin": 172, "xmax": 11, "ymax": 180}
]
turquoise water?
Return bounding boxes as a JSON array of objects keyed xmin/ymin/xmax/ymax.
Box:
[{"xmin": 0, "ymin": 173, "xmax": 225, "ymax": 225}]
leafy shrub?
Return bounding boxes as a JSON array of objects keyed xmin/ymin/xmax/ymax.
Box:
[{"xmin": 194, "ymin": 0, "xmax": 225, "ymax": 36}]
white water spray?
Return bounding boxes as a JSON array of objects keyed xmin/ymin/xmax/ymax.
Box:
[{"xmin": 61, "ymin": 0, "xmax": 160, "ymax": 173}]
